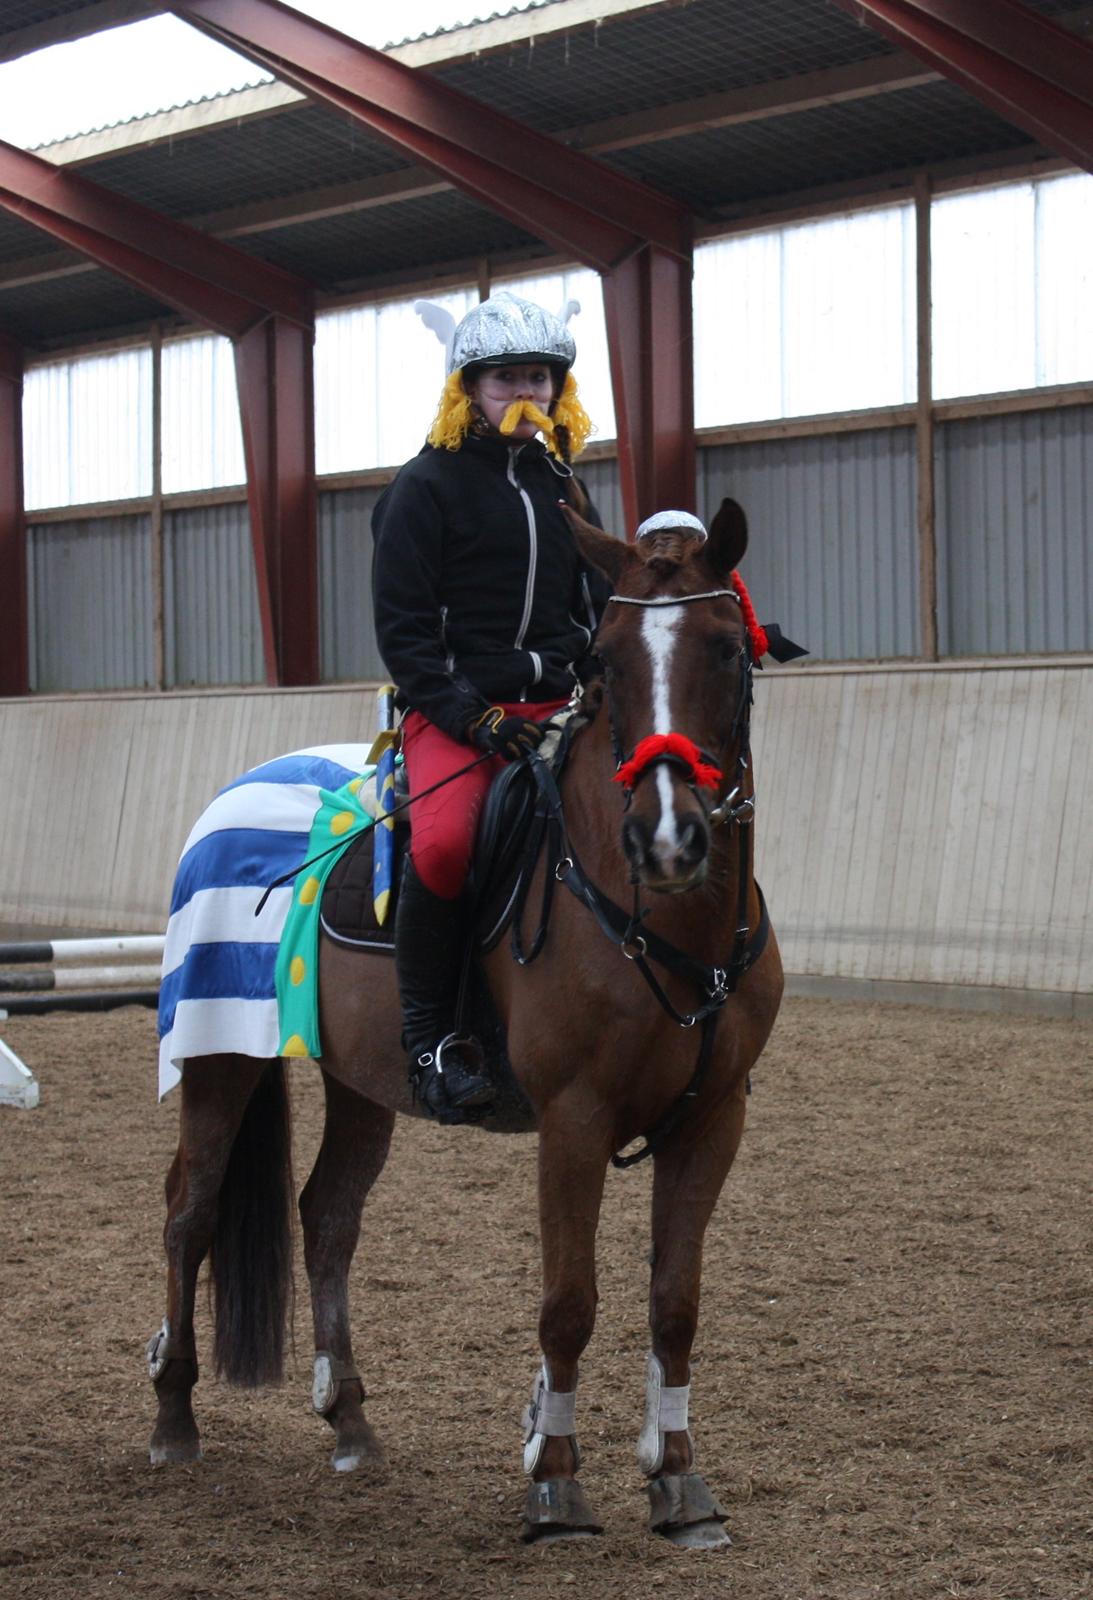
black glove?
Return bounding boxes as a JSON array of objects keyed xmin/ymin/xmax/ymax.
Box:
[{"xmin": 468, "ymin": 707, "xmax": 547, "ymax": 761}]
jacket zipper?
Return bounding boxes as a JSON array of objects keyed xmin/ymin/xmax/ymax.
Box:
[
  {"xmin": 507, "ymin": 448, "xmax": 538, "ymax": 655},
  {"xmin": 440, "ymin": 604, "xmax": 455, "ymax": 672}
]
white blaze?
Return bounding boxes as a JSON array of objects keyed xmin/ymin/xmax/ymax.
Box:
[{"xmin": 641, "ymin": 606, "xmax": 683, "ymax": 860}]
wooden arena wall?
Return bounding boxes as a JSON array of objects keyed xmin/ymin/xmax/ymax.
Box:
[{"xmin": 0, "ymin": 659, "xmax": 1088, "ymax": 1010}]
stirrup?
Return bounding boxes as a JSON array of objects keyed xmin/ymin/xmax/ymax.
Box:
[{"xmin": 411, "ymin": 1032, "xmax": 492, "ymax": 1123}]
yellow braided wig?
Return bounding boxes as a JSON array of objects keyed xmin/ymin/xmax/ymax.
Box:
[
  {"xmin": 426, "ymin": 368, "xmax": 594, "ymax": 459},
  {"xmin": 426, "ymin": 371, "xmax": 476, "ymax": 452},
  {"xmin": 549, "ymin": 372, "xmax": 593, "ymax": 459}
]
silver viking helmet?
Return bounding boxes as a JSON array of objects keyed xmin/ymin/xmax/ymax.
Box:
[
  {"xmin": 635, "ymin": 510, "xmax": 709, "ymax": 545},
  {"xmin": 415, "ymin": 290, "xmax": 578, "ymax": 376}
]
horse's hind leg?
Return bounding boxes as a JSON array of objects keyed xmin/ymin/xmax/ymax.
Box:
[
  {"xmin": 299, "ymin": 1069, "xmax": 394, "ymax": 1472},
  {"xmin": 150, "ymin": 1054, "xmax": 267, "ymax": 1466},
  {"xmin": 641, "ymin": 1091, "xmax": 747, "ymax": 1547}
]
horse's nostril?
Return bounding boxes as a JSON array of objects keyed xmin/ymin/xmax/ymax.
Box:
[
  {"xmin": 622, "ymin": 816, "xmax": 650, "ymax": 868},
  {"xmin": 680, "ymin": 818, "xmax": 709, "ymax": 864}
]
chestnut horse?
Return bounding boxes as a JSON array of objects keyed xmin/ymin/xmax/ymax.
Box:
[{"xmin": 148, "ymin": 499, "xmax": 784, "ymax": 1548}]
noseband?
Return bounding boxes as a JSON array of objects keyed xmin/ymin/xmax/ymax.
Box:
[{"xmin": 603, "ymin": 586, "xmax": 756, "ymax": 825}]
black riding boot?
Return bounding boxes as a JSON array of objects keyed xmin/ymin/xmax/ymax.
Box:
[{"xmin": 394, "ymin": 860, "xmax": 493, "ymax": 1122}]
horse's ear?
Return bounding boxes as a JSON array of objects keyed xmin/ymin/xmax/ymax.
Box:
[
  {"xmin": 559, "ymin": 503, "xmax": 637, "ymax": 587},
  {"xmin": 704, "ymin": 498, "xmax": 748, "ymax": 577}
]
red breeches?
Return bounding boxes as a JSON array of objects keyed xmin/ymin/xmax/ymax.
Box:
[{"xmin": 402, "ymin": 701, "xmax": 567, "ymax": 899}]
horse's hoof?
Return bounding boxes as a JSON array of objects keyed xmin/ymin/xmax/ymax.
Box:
[
  {"xmin": 149, "ymin": 1435, "xmax": 202, "ymax": 1468},
  {"xmin": 530, "ymin": 1526, "xmax": 599, "ymax": 1545},
  {"xmin": 661, "ymin": 1518, "xmax": 731, "ymax": 1549},
  {"xmin": 523, "ymin": 1478, "xmax": 604, "ymax": 1543},
  {"xmin": 647, "ymin": 1472, "xmax": 729, "ymax": 1547}
]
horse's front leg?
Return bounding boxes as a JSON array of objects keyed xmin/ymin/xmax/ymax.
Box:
[
  {"xmin": 521, "ymin": 1101, "xmax": 611, "ymax": 1543},
  {"xmin": 642, "ymin": 1085, "xmax": 748, "ymax": 1547},
  {"xmin": 299, "ymin": 1069, "xmax": 394, "ymax": 1472}
]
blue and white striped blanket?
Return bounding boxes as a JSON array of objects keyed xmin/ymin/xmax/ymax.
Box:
[{"xmin": 158, "ymin": 744, "xmax": 373, "ymax": 1099}]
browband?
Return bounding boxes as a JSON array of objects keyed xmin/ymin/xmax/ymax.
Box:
[{"xmin": 606, "ymin": 589, "xmax": 738, "ymax": 607}]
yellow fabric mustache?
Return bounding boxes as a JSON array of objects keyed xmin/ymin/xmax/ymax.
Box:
[{"xmin": 499, "ymin": 400, "xmax": 555, "ymax": 437}]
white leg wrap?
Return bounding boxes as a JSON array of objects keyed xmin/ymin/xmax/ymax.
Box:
[
  {"xmin": 311, "ymin": 1352, "xmax": 361, "ymax": 1415},
  {"xmin": 521, "ymin": 1362, "xmax": 579, "ymax": 1476},
  {"xmin": 312, "ymin": 1354, "xmax": 337, "ymax": 1415},
  {"xmin": 637, "ymin": 1353, "xmax": 692, "ymax": 1475},
  {"xmin": 146, "ymin": 1318, "xmax": 170, "ymax": 1382}
]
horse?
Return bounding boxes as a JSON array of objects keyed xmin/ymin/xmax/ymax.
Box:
[{"xmin": 147, "ymin": 497, "xmax": 785, "ymax": 1548}]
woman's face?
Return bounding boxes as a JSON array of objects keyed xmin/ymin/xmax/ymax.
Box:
[{"xmin": 468, "ymin": 362, "xmax": 556, "ymax": 439}]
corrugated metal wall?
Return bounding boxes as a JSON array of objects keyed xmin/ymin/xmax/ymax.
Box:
[
  {"xmin": 318, "ymin": 488, "xmax": 386, "ymax": 682},
  {"xmin": 27, "ymin": 514, "xmax": 154, "ymax": 691},
  {"xmin": 698, "ymin": 429, "xmax": 920, "ymax": 659},
  {"xmin": 937, "ymin": 405, "xmax": 1093, "ymax": 655},
  {"xmin": 578, "ymin": 457, "xmax": 625, "ymax": 536},
  {"xmin": 22, "ymin": 405, "xmax": 1091, "ymax": 695},
  {"xmin": 164, "ymin": 501, "xmax": 263, "ymax": 687}
]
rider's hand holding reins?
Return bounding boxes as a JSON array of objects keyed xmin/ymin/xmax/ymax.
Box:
[{"xmin": 469, "ymin": 706, "xmax": 546, "ymax": 761}]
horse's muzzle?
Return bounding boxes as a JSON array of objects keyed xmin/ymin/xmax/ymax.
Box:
[{"xmin": 622, "ymin": 810, "xmax": 709, "ymax": 892}]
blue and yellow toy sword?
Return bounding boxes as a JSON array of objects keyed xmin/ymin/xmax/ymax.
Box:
[{"xmin": 368, "ymin": 683, "xmax": 399, "ymax": 926}]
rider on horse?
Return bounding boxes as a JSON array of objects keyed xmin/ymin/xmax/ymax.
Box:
[{"xmin": 371, "ymin": 290, "xmax": 611, "ymax": 1123}]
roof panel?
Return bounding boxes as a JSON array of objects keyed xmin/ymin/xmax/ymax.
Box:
[
  {"xmin": 607, "ymin": 80, "xmax": 1046, "ymax": 214},
  {"xmin": 434, "ymin": 0, "xmax": 895, "ymax": 131},
  {"xmin": 0, "ymin": 269, "xmax": 171, "ymax": 345},
  {"xmin": 0, "ymin": 210, "xmax": 68, "ymax": 266},
  {"xmin": 232, "ymin": 189, "xmax": 541, "ymax": 290},
  {"xmin": 82, "ymin": 102, "xmax": 412, "ymax": 217},
  {"xmin": 3, "ymin": 1, "xmax": 101, "ymax": 28}
]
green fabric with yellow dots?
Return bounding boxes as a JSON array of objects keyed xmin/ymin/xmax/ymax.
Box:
[{"xmin": 276, "ymin": 760, "xmax": 400, "ymax": 1059}]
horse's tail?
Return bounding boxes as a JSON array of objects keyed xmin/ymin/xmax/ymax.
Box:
[{"xmin": 211, "ymin": 1060, "xmax": 294, "ymax": 1387}]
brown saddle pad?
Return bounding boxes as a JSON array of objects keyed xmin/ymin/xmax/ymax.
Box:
[{"xmin": 320, "ymin": 825, "xmax": 399, "ymax": 950}]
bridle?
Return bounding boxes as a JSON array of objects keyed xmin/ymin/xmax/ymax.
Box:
[
  {"xmin": 513, "ymin": 580, "xmax": 770, "ymax": 1169},
  {"xmin": 602, "ymin": 585, "xmax": 757, "ymax": 831}
]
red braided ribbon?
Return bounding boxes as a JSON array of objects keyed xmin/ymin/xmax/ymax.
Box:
[
  {"xmin": 614, "ymin": 732, "xmax": 722, "ymax": 792},
  {"xmin": 732, "ymin": 569, "xmax": 768, "ymax": 660}
]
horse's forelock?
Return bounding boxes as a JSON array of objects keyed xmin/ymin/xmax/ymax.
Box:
[
  {"xmin": 618, "ymin": 535, "xmax": 713, "ymax": 601},
  {"xmin": 636, "ymin": 529, "xmax": 694, "ymax": 570}
]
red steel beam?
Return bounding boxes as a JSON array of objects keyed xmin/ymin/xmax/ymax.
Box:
[
  {"xmin": 0, "ymin": 139, "xmax": 311, "ymax": 336},
  {"xmin": 0, "ymin": 331, "xmax": 28, "ymax": 696},
  {"xmin": 235, "ymin": 317, "xmax": 317, "ymax": 686},
  {"xmin": 173, "ymin": 0, "xmax": 696, "ymax": 520},
  {"xmin": 603, "ymin": 245, "xmax": 695, "ymax": 531},
  {"xmin": 0, "ymin": 137, "xmax": 319, "ymax": 686},
  {"xmin": 830, "ymin": 0, "xmax": 1093, "ymax": 176}
]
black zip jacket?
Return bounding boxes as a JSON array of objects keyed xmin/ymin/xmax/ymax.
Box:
[{"xmin": 371, "ymin": 434, "xmax": 612, "ymax": 741}]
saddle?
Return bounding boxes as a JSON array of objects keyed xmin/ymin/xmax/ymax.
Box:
[
  {"xmin": 318, "ymin": 709, "xmax": 585, "ymax": 1103},
  {"xmin": 319, "ymin": 722, "xmax": 573, "ymax": 955},
  {"xmin": 320, "ymin": 707, "xmax": 585, "ymax": 940}
]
